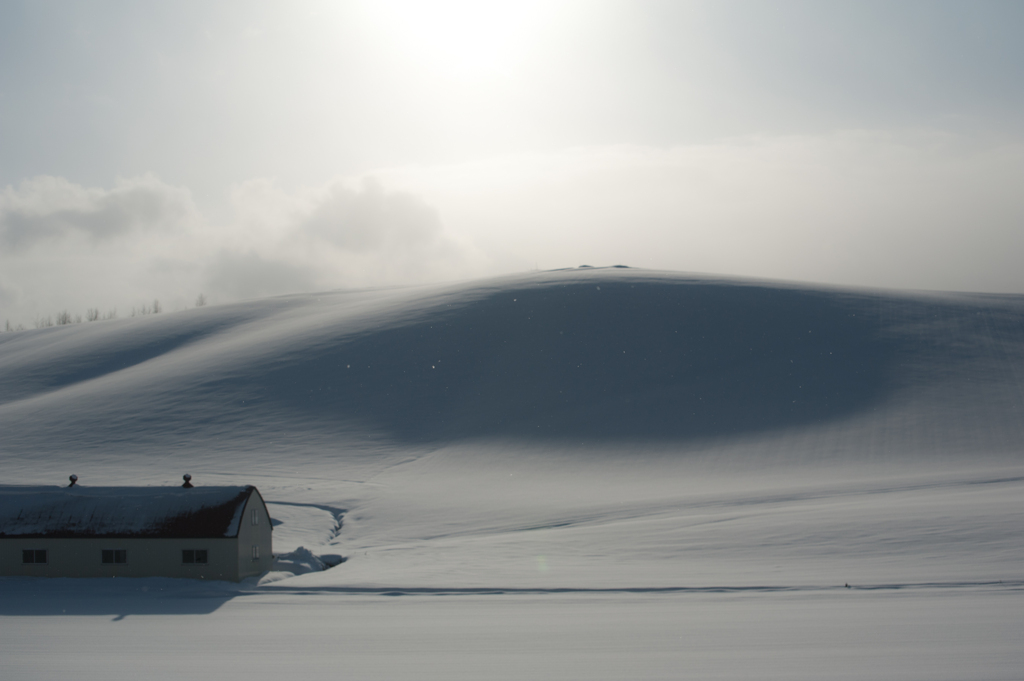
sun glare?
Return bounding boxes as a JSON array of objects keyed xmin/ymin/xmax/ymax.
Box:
[{"xmin": 362, "ymin": 0, "xmax": 557, "ymax": 79}]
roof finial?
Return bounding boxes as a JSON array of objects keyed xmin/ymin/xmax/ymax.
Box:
[
  {"xmin": 182, "ymin": 474, "xmax": 193, "ymax": 488},
  {"xmin": 68, "ymin": 474, "xmax": 78, "ymax": 488}
]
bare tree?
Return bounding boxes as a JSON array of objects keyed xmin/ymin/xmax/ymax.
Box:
[
  {"xmin": 153, "ymin": 299, "xmax": 162, "ymax": 314},
  {"xmin": 35, "ymin": 316, "xmax": 54, "ymax": 328},
  {"xmin": 195, "ymin": 293, "xmax": 207, "ymax": 307},
  {"xmin": 55, "ymin": 311, "xmax": 73, "ymax": 325},
  {"xmin": 86, "ymin": 308, "xmax": 100, "ymax": 322}
]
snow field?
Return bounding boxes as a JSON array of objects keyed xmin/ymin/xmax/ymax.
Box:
[
  {"xmin": 3, "ymin": 586, "xmax": 1023, "ymax": 681},
  {"xmin": 2, "ymin": 268, "xmax": 1023, "ymax": 678}
]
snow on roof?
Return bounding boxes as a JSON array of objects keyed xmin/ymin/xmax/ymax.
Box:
[{"xmin": 0, "ymin": 485, "xmax": 257, "ymax": 538}]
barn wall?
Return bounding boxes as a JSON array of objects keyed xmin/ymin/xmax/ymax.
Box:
[
  {"xmin": 236, "ymin": 489, "xmax": 274, "ymax": 579},
  {"xmin": 0, "ymin": 537, "xmax": 240, "ymax": 581}
]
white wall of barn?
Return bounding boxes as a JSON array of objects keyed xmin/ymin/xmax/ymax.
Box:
[
  {"xmin": 0, "ymin": 536, "xmax": 241, "ymax": 580},
  {"xmin": 237, "ymin": 490, "xmax": 274, "ymax": 579}
]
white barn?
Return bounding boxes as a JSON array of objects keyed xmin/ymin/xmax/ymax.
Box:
[{"xmin": 0, "ymin": 482, "xmax": 273, "ymax": 581}]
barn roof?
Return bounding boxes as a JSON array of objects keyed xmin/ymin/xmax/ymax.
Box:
[{"xmin": 0, "ymin": 485, "xmax": 260, "ymax": 539}]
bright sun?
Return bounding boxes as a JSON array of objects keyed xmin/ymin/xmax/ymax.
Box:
[{"xmin": 361, "ymin": 0, "xmax": 558, "ymax": 79}]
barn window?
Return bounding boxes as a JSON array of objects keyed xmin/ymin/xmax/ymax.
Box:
[
  {"xmin": 182, "ymin": 549, "xmax": 208, "ymax": 564},
  {"xmin": 102, "ymin": 549, "xmax": 127, "ymax": 564},
  {"xmin": 252, "ymin": 508, "xmax": 259, "ymax": 525},
  {"xmin": 22, "ymin": 549, "xmax": 47, "ymax": 564},
  {"xmin": 251, "ymin": 545, "xmax": 260, "ymax": 560}
]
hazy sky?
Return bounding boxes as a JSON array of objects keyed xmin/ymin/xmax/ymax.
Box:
[{"xmin": 2, "ymin": 0, "xmax": 1024, "ymax": 324}]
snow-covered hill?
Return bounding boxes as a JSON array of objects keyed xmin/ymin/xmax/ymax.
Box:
[
  {"xmin": 3, "ymin": 266, "xmax": 1023, "ymax": 457},
  {"xmin": 2, "ymin": 267, "xmax": 1023, "ymax": 680}
]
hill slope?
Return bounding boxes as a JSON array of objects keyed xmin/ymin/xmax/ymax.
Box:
[
  {"xmin": 2, "ymin": 268, "xmax": 1023, "ymax": 591},
  {"xmin": 2, "ymin": 267, "xmax": 1023, "ymax": 460}
]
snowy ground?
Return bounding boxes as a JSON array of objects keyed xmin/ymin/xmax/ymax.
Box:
[
  {"xmin": 2, "ymin": 268, "xmax": 1022, "ymax": 678},
  {"xmin": 5, "ymin": 583, "xmax": 1023, "ymax": 681}
]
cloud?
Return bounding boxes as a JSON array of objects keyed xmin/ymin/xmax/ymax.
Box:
[
  {"xmin": 0, "ymin": 175, "xmax": 196, "ymax": 251},
  {"xmin": 0, "ymin": 174, "xmax": 480, "ymax": 325},
  {"xmin": 216, "ymin": 176, "xmax": 478, "ymax": 297},
  {"xmin": 4, "ymin": 129, "xmax": 1024, "ymax": 328},
  {"xmin": 0, "ymin": 281, "xmax": 16, "ymax": 309},
  {"xmin": 204, "ymin": 251, "xmax": 318, "ymax": 301},
  {"xmin": 298, "ymin": 178, "xmax": 443, "ymax": 253},
  {"xmin": 375, "ymin": 130, "xmax": 1024, "ymax": 293}
]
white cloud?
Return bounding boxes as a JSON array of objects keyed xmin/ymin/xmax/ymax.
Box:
[
  {"xmin": 215, "ymin": 176, "xmax": 480, "ymax": 295},
  {"xmin": 375, "ymin": 130, "xmax": 1024, "ymax": 293},
  {"xmin": 299, "ymin": 178, "xmax": 443, "ymax": 253},
  {"xmin": 0, "ymin": 174, "xmax": 481, "ymax": 327},
  {"xmin": 3, "ymin": 129, "xmax": 1024, "ymax": 329},
  {"xmin": 0, "ymin": 175, "xmax": 196, "ymax": 250},
  {"xmin": 203, "ymin": 251, "xmax": 319, "ymax": 302}
]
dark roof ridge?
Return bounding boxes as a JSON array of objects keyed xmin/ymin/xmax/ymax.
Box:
[{"xmin": 0, "ymin": 485, "xmax": 262, "ymax": 539}]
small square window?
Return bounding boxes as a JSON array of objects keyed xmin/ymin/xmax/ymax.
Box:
[
  {"xmin": 102, "ymin": 549, "xmax": 127, "ymax": 564},
  {"xmin": 251, "ymin": 545, "xmax": 260, "ymax": 560},
  {"xmin": 22, "ymin": 549, "xmax": 47, "ymax": 564},
  {"xmin": 182, "ymin": 549, "xmax": 208, "ymax": 564},
  {"xmin": 195, "ymin": 549, "xmax": 208, "ymax": 564}
]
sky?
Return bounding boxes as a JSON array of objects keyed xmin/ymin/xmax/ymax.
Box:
[{"xmin": 2, "ymin": 0, "xmax": 1024, "ymax": 326}]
